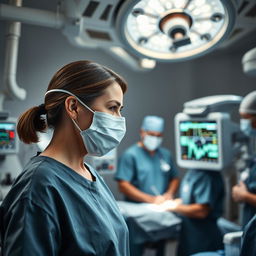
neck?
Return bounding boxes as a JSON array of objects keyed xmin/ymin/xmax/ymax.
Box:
[{"xmin": 41, "ymin": 127, "xmax": 87, "ymax": 171}]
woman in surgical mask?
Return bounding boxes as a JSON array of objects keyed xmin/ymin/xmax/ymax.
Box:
[{"xmin": 0, "ymin": 60, "xmax": 129, "ymax": 256}]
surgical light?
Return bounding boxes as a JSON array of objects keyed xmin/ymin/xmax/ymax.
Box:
[
  {"xmin": 0, "ymin": 0, "xmax": 253, "ymax": 72},
  {"xmin": 117, "ymin": 0, "xmax": 236, "ymax": 61}
]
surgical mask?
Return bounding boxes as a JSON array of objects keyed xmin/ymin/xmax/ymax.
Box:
[
  {"xmin": 45, "ymin": 89, "xmax": 126, "ymax": 156},
  {"xmin": 143, "ymin": 135, "xmax": 163, "ymax": 151},
  {"xmin": 240, "ymin": 119, "xmax": 256, "ymax": 137}
]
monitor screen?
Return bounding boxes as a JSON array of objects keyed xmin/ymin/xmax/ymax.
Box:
[
  {"xmin": 179, "ymin": 120, "xmax": 219, "ymax": 163},
  {"xmin": 0, "ymin": 122, "xmax": 17, "ymax": 153}
]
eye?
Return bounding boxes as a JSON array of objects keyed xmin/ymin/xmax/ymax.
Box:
[
  {"xmin": 109, "ymin": 106, "xmax": 118, "ymax": 112},
  {"xmin": 108, "ymin": 104, "xmax": 123, "ymax": 115}
]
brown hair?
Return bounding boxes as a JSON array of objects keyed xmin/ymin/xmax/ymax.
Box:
[{"xmin": 17, "ymin": 60, "xmax": 127, "ymax": 144}]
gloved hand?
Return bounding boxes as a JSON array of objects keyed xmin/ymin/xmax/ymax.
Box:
[
  {"xmin": 232, "ymin": 181, "xmax": 248, "ymax": 202},
  {"xmin": 152, "ymin": 195, "xmax": 166, "ymax": 205}
]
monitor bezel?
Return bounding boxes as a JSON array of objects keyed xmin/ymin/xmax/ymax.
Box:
[{"xmin": 175, "ymin": 113, "xmax": 224, "ymax": 170}]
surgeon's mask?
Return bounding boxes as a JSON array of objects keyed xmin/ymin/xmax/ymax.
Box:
[
  {"xmin": 240, "ymin": 118, "xmax": 256, "ymax": 137},
  {"xmin": 45, "ymin": 89, "xmax": 126, "ymax": 156},
  {"xmin": 143, "ymin": 135, "xmax": 163, "ymax": 151}
]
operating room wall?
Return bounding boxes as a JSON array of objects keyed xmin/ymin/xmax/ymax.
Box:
[{"xmin": 0, "ymin": 21, "xmax": 255, "ymax": 167}]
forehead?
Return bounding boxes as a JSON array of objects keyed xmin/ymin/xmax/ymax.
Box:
[
  {"xmin": 102, "ymin": 82, "xmax": 123, "ymax": 100},
  {"xmin": 143, "ymin": 130, "xmax": 163, "ymax": 136}
]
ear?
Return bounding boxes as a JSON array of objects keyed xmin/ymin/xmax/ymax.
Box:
[
  {"xmin": 140, "ymin": 130, "xmax": 146, "ymax": 139},
  {"xmin": 64, "ymin": 96, "xmax": 79, "ymax": 119}
]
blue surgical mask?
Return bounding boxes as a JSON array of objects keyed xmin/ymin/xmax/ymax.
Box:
[
  {"xmin": 45, "ymin": 89, "xmax": 126, "ymax": 156},
  {"xmin": 240, "ymin": 119, "xmax": 256, "ymax": 137},
  {"xmin": 143, "ymin": 135, "xmax": 163, "ymax": 151}
]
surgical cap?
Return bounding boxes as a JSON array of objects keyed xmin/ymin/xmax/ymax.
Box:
[
  {"xmin": 239, "ymin": 91, "xmax": 256, "ymax": 114},
  {"xmin": 141, "ymin": 116, "xmax": 164, "ymax": 132}
]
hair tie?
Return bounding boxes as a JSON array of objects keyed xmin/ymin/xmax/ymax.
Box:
[{"xmin": 38, "ymin": 104, "xmax": 46, "ymax": 115}]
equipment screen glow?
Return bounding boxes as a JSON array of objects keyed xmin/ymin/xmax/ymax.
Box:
[
  {"xmin": 0, "ymin": 123, "xmax": 16, "ymax": 151},
  {"xmin": 179, "ymin": 120, "xmax": 219, "ymax": 162}
]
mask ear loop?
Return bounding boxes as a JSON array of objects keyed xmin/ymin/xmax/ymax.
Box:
[
  {"xmin": 71, "ymin": 119, "xmax": 82, "ymax": 132},
  {"xmin": 45, "ymin": 89, "xmax": 94, "ymax": 132},
  {"xmin": 45, "ymin": 89, "xmax": 95, "ymax": 113}
]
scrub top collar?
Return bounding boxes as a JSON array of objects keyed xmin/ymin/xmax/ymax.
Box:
[{"xmin": 34, "ymin": 155, "xmax": 99, "ymax": 191}]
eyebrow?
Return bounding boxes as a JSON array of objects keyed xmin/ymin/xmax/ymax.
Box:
[{"xmin": 108, "ymin": 100, "xmax": 123, "ymax": 108}]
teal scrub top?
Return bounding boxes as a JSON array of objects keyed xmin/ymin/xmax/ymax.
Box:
[
  {"xmin": 115, "ymin": 144, "xmax": 178, "ymax": 199},
  {"xmin": 0, "ymin": 155, "xmax": 130, "ymax": 256},
  {"xmin": 243, "ymin": 162, "xmax": 256, "ymax": 227},
  {"xmin": 240, "ymin": 214, "xmax": 256, "ymax": 256},
  {"xmin": 178, "ymin": 169, "xmax": 225, "ymax": 256}
]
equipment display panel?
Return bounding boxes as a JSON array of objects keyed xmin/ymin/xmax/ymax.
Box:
[
  {"xmin": 0, "ymin": 122, "xmax": 17, "ymax": 154},
  {"xmin": 174, "ymin": 113, "xmax": 230, "ymax": 170},
  {"xmin": 179, "ymin": 120, "xmax": 219, "ymax": 163}
]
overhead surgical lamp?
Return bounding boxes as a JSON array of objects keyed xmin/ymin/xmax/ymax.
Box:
[
  {"xmin": 60, "ymin": 0, "xmax": 239, "ymax": 63},
  {"xmin": 0, "ymin": 0, "xmax": 254, "ymax": 77},
  {"xmin": 116, "ymin": 0, "xmax": 237, "ymax": 61}
]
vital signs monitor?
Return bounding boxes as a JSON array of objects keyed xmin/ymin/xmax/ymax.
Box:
[
  {"xmin": 0, "ymin": 120, "xmax": 18, "ymax": 155},
  {"xmin": 175, "ymin": 112, "xmax": 236, "ymax": 170}
]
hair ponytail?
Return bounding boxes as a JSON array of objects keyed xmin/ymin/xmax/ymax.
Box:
[{"xmin": 17, "ymin": 105, "xmax": 47, "ymax": 144}]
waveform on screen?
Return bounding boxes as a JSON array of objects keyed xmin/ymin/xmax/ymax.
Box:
[{"xmin": 180, "ymin": 136, "xmax": 218, "ymax": 160}]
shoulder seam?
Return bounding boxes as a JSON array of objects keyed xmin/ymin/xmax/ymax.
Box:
[
  {"xmin": 25, "ymin": 158, "xmax": 51, "ymax": 197},
  {"xmin": 21, "ymin": 197, "xmax": 59, "ymax": 228},
  {"xmin": 18, "ymin": 197, "xmax": 59, "ymax": 255}
]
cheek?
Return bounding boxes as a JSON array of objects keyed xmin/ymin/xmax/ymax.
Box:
[
  {"xmin": 89, "ymin": 100, "xmax": 109, "ymax": 114},
  {"xmin": 78, "ymin": 112, "xmax": 93, "ymax": 130},
  {"xmin": 140, "ymin": 134, "xmax": 146, "ymax": 140}
]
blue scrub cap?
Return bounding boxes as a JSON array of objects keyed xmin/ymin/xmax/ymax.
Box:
[{"xmin": 141, "ymin": 116, "xmax": 164, "ymax": 132}]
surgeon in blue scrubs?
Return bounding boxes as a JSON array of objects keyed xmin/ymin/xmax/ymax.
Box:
[
  {"xmin": 115, "ymin": 115, "xmax": 179, "ymax": 255},
  {"xmin": 0, "ymin": 61, "xmax": 130, "ymax": 256},
  {"xmin": 115, "ymin": 116, "xmax": 179, "ymax": 203},
  {"xmin": 232, "ymin": 91, "xmax": 256, "ymax": 230},
  {"xmin": 232, "ymin": 163, "xmax": 256, "ymax": 227},
  {"xmin": 166, "ymin": 169, "xmax": 225, "ymax": 256},
  {"xmin": 237, "ymin": 91, "xmax": 256, "ymax": 256},
  {"xmin": 193, "ymin": 91, "xmax": 256, "ymax": 256}
]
